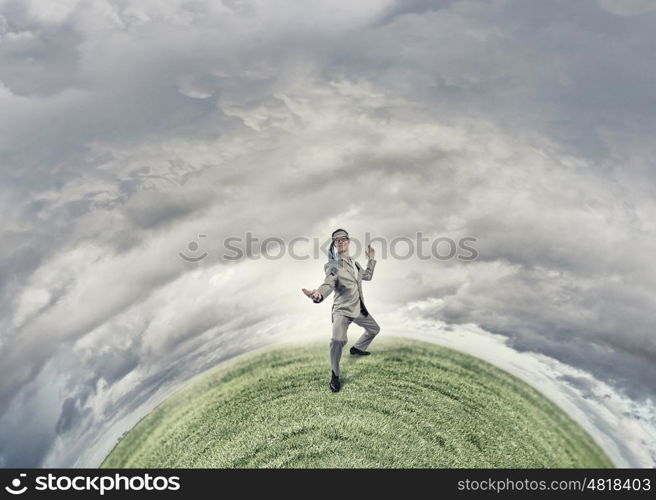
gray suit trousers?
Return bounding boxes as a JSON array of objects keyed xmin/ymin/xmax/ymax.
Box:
[{"xmin": 330, "ymin": 311, "xmax": 381, "ymax": 376}]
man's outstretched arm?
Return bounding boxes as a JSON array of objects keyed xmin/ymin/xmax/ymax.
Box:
[{"xmin": 302, "ymin": 263, "xmax": 337, "ymax": 303}]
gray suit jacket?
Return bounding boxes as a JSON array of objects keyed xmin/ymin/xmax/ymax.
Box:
[{"xmin": 313, "ymin": 256, "xmax": 376, "ymax": 320}]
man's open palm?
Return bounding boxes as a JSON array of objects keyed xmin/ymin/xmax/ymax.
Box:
[{"xmin": 302, "ymin": 288, "xmax": 322, "ymax": 301}]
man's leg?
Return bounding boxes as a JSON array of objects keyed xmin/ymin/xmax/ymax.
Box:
[
  {"xmin": 331, "ymin": 314, "xmax": 352, "ymax": 376},
  {"xmin": 352, "ymin": 312, "xmax": 380, "ymax": 352}
]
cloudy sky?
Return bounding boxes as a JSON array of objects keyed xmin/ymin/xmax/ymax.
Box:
[{"xmin": 1, "ymin": 0, "xmax": 656, "ymax": 467}]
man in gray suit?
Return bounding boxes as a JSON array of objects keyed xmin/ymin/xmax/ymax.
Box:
[{"xmin": 302, "ymin": 228, "xmax": 380, "ymax": 392}]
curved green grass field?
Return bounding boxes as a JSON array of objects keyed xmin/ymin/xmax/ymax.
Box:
[{"xmin": 101, "ymin": 337, "xmax": 612, "ymax": 468}]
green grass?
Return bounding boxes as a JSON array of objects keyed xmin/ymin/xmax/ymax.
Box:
[{"xmin": 101, "ymin": 337, "xmax": 613, "ymax": 468}]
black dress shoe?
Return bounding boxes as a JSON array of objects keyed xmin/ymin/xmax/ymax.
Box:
[
  {"xmin": 350, "ymin": 346, "xmax": 371, "ymax": 356},
  {"xmin": 329, "ymin": 371, "xmax": 341, "ymax": 392}
]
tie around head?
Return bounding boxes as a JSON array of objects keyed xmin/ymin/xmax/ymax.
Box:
[{"xmin": 331, "ymin": 228, "xmax": 349, "ymax": 241}]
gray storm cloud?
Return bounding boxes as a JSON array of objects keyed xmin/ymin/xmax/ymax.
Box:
[{"xmin": 1, "ymin": 0, "xmax": 655, "ymax": 467}]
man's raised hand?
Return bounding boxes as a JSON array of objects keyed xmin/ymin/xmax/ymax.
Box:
[{"xmin": 366, "ymin": 244, "xmax": 376, "ymax": 259}]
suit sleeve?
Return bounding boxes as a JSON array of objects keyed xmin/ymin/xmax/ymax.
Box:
[
  {"xmin": 313, "ymin": 263, "xmax": 337, "ymax": 303},
  {"xmin": 361, "ymin": 259, "xmax": 376, "ymax": 281}
]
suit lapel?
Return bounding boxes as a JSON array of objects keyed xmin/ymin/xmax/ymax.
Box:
[
  {"xmin": 339, "ymin": 257, "xmax": 358, "ymax": 280},
  {"xmin": 348, "ymin": 259, "xmax": 359, "ymax": 279}
]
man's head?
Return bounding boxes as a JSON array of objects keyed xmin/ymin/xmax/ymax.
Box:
[{"xmin": 331, "ymin": 228, "xmax": 350, "ymax": 256}]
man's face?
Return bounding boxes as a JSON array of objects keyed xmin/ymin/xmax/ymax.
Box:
[{"xmin": 334, "ymin": 236, "xmax": 350, "ymax": 254}]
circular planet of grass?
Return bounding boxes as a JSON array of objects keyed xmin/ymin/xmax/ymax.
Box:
[{"xmin": 101, "ymin": 337, "xmax": 613, "ymax": 468}]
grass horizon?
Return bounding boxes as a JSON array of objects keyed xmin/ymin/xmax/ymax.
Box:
[{"xmin": 101, "ymin": 336, "xmax": 613, "ymax": 468}]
